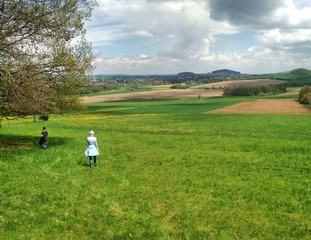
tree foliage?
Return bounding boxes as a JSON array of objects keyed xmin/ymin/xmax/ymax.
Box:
[
  {"xmin": 298, "ymin": 86, "xmax": 311, "ymax": 104},
  {"xmin": 170, "ymin": 84, "xmax": 189, "ymax": 89},
  {"xmin": 0, "ymin": 0, "xmax": 97, "ymax": 119}
]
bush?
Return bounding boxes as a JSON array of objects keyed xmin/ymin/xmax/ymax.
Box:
[
  {"xmin": 39, "ymin": 114, "xmax": 49, "ymax": 121},
  {"xmin": 170, "ymin": 84, "xmax": 189, "ymax": 89},
  {"xmin": 298, "ymin": 86, "xmax": 311, "ymax": 100},
  {"xmin": 298, "ymin": 86, "xmax": 311, "ymax": 104},
  {"xmin": 299, "ymin": 93, "xmax": 311, "ymax": 104}
]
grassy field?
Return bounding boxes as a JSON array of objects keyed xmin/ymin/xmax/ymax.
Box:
[
  {"xmin": 267, "ymin": 72, "xmax": 311, "ymax": 86},
  {"xmin": 82, "ymin": 85, "xmax": 156, "ymax": 97},
  {"xmin": 0, "ymin": 96, "xmax": 310, "ymax": 239}
]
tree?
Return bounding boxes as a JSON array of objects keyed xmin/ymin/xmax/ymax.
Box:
[
  {"xmin": 0, "ymin": 0, "xmax": 97, "ymax": 120},
  {"xmin": 298, "ymin": 86, "xmax": 311, "ymax": 104}
]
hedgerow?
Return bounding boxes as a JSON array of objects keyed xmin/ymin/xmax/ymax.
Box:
[
  {"xmin": 170, "ymin": 84, "xmax": 189, "ymax": 89},
  {"xmin": 81, "ymin": 84, "xmax": 119, "ymax": 94},
  {"xmin": 223, "ymin": 84, "xmax": 286, "ymax": 96}
]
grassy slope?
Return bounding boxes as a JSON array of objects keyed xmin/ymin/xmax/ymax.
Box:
[
  {"xmin": 82, "ymin": 85, "xmax": 155, "ymax": 97},
  {"xmin": 0, "ymin": 96, "xmax": 310, "ymax": 239},
  {"xmin": 266, "ymin": 72, "xmax": 311, "ymax": 85}
]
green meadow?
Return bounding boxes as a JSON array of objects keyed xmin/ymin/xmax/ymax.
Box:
[{"xmin": 0, "ymin": 96, "xmax": 310, "ymax": 239}]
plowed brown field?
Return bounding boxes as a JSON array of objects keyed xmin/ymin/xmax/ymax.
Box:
[
  {"xmin": 81, "ymin": 79, "xmax": 289, "ymax": 103},
  {"xmin": 207, "ymin": 99, "xmax": 311, "ymax": 114},
  {"xmin": 81, "ymin": 82, "xmax": 309, "ymax": 115},
  {"xmin": 81, "ymin": 89, "xmax": 223, "ymax": 103}
]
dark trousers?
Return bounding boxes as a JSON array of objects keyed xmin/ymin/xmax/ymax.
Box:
[
  {"xmin": 39, "ymin": 137, "xmax": 47, "ymax": 148},
  {"xmin": 89, "ymin": 156, "xmax": 97, "ymax": 167}
]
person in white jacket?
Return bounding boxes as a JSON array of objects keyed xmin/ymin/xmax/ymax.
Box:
[{"xmin": 85, "ymin": 130, "xmax": 99, "ymax": 167}]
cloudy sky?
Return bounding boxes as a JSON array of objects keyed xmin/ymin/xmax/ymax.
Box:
[{"xmin": 85, "ymin": 0, "xmax": 311, "ymax": 75}]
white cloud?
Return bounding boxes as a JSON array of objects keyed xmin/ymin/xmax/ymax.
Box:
[
  {"xmin": 87, "ymin": 0, "xmax": 311, "ymax": 74},
  {"xmin": 275, "ymin": 0, "xmax": 311, "ymax": 27},
  {"xmin": 139, "ymin": 54, "xmax": 149, "ymax": 60},
  {"xmin": 208, "ymin": 0, "xmax": 311, "ymax": 29},
  {"xmin": 256, "ymin": 29, "xmax": 311, "ymax": 60},
  {"xmin": 88, "ymin": 0, "xmax": 237, "ymax": 57},
  {"xmin": 258, "ymin": 29, "xmax": 311, "ymax": 46}
]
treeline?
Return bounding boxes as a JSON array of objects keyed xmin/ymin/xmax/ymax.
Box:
[
  {"xmin": 224, "ymin": 84, "xmax": 286, "ymax": 96},
  {"xmin": 299, "ymin": 86, "xmax": 311, "ymax": 104},
  {"xmin": 170, "ymin": 84, "xmax": 190, "ymax": 89},
  {"xmin": 81, "ymin": 84, "xmax": 119, "ymax": 94}
]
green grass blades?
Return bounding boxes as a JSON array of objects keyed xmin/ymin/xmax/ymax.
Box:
[{"xmin": 0, "ymin": 98, "xmax": 310, "ymax": 239}]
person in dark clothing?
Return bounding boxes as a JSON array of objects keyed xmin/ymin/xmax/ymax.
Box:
[{"xmin": 39, "ymin": 127, "xmax": 48, "ymax": 149}]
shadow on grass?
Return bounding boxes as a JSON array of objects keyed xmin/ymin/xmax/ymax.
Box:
[
  {"xmin": 86, "ymin": 100, "xmax": 208, "ymax": 115},
  {"xmin": 76, "ymin": 156, "xmax": 93, "ymax": 167},
  {"xmin": 86, "ymin": 104, "xmax": 133, "ymax": 115},
  {"xmin": 0, "ymin": 134, "xmax": 71, "ymax": 150},
  {"xmin": 77, "ymin": 161, "xmax": 90, "ymax": 167}
]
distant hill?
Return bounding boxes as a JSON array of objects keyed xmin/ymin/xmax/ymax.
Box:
[
  {"xmin": 177, "ymin": 72, "xmax": 195, "ymax": 76},
  {"xmin": 265, "ymin": 68, "xmax": 311, "ymax": 86},
  {"xmin": 211, "ymin": 69, "xmax": 241, "ymax": 76},
  {"xmin": 91, "ymin": 68, "xmax": 311, "ymax": 87},
  {"xmin": 290, "ymin": 68, "xmax": 311, "ymax": 75}
]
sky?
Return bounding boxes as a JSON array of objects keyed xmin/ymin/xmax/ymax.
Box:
[{"xmin": 84, "ymin": 0, "xmax": 311, "ymax": 75}]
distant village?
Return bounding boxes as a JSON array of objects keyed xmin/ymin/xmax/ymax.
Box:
[{"xmin": 85, "ymin": 69, "xmax": 262, "ymax": 87}]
